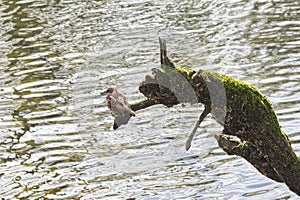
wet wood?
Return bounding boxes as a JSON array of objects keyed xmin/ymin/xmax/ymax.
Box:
[{"xmin": 130, "ymin": 38, "xmax": 300, "ymax": 196}]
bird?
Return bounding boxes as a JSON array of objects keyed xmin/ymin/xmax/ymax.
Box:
[{"xmin": 103, "ymin": 88, "xmax": 136, "ymax": 129}]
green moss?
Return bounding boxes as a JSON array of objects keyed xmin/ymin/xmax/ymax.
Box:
[
  {"xmin": 200, "ymin": 69, "xmax": 223, "ymax": 80},
  {"xmin": 280, "ymin": 129, "xmax": 291, "ymax": 145},
  {"xmin": 138, "ymin": 42, "xmax": 300, "ymax": 193},
  {"xmin": 173, "ymin": 68, "xmax": 277, "ymax": 121},
  {"xmin": 175, "ymin": 67, "xmax": 195, "ymax": 81},
  {"xmin": 220, "ymin": 73, "xmax": 273, "ymax": 111},
  {"xmin": 144, "ymin": 65, "xmax": 291, "ymax": 145},
  {"xmin": 219, "ymin": 73, "xmax": 291, "ymax": 144}
]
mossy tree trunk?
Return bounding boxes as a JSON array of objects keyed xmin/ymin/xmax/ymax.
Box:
[{"xmin": 130, "ymin": 39, "xmax": 300, "ymax": 196}]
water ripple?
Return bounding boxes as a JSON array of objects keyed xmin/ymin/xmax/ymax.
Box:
[{"xmin": 1, "ymin": 0, "xmax": 300, "ymax": 199}]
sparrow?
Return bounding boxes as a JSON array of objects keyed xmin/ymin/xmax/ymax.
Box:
[{"xmin": 103, "ymin": 88, "xmax": 136, "ymax": 129}]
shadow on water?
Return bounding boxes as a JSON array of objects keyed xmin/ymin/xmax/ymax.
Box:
[{"xmin": 0, "ymin": 0, "xmax": 299, "ymax": 199}]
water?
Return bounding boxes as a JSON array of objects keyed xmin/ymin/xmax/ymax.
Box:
[{"xmin": 0, "ymin": 0, "xmax": 300, "ymax": 199}]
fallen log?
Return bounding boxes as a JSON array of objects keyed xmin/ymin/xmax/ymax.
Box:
[{"xmin": 130, "ymin": 38, "xmax": 300, "ymax": 195}]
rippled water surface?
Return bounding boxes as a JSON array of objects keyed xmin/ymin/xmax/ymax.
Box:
[{"xmin": 1, "ymin": 0, "xmax": 300, "ymax": 199}]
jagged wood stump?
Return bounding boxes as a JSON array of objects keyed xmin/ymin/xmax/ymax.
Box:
[{"xmin": 130, "ymin": 39, "xmax": 300, "ymax": 195}]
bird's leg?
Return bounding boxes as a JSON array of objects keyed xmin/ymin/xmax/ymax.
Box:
[{"xmin": 186, "ymin": 105, "xmax": 211, "ymax": 151}]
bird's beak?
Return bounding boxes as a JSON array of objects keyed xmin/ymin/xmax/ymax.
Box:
[{"xmin": 100, "ymin": 90, "xmax": 107, "ymax": 95}]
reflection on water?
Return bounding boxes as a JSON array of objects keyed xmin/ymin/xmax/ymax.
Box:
[{"xmin": 0, "ymin": 0, "xmax": 299, "ymax": 199}]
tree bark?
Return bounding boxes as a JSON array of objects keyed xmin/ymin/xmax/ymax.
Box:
[{"xmin": 130, "ymin": 39, "xmax": 300, "ymax": 196}]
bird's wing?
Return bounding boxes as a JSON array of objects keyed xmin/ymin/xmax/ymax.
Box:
[
  {"xmin": 113, "ymin": 114, "xmax": 131, "ymax": 130},
  {"xmin": 117, "ymin": 97, "xmax": 126, "ymax": 106},
  {"xmin": 118, "ymin": 92, "xmax": 130, "ymax": 106}
]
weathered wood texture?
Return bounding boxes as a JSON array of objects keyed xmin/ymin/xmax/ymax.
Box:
[{"xmin": 131, "ymin": 39, "xmax": 300, "ymax": 195}]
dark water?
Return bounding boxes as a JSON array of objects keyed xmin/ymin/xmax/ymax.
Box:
[{"xmin": 0, "ymin": 0, "xmax": 299, "ymax": 199}]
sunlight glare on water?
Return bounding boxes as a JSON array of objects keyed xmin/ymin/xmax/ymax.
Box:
[{"xmin": 0, "ymin": 0, "xmax": 300, "ymax": 199}]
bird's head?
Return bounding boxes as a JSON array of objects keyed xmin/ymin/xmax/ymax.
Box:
[
  {"xmin": 106, "ymin": 93, "xmax": 117, "ymax": 107},
  {"xmin": 101, "ymin": 87, "xmax": 115, "ymax": 95}
]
